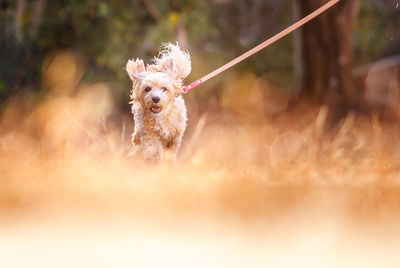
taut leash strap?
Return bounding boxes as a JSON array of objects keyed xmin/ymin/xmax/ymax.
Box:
[{"xmin": 183, "ymin": 0, "xmax": 340, "ymax": 93}]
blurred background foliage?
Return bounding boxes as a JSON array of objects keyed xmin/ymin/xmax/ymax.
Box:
[{"xmin": 0, "ymin": 0, "xmax": 399, "ymax": 114}]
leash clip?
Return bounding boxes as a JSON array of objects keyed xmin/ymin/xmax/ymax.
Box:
[{"xmin": 183, "ymin": 79, "xmax": 203, "ymax": 94}]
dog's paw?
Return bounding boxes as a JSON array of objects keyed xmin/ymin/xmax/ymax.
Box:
[{"xmin": 132, "ymin": 132, "xmax": 141, "ymax": 146}]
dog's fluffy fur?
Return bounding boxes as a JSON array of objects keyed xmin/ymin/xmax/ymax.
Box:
[{"xmin": 126, "ymin": 43, "xmax": 191, "ymax": 163}]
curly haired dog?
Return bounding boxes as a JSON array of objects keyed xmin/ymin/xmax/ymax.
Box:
[{"xmin": 126, "ymin": 43, "xmax": 191, "ymax": 163}]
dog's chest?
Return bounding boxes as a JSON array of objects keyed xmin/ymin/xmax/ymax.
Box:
[
  {"xmin": 133, "ymin": 98, "xmax": 187, "ymax": 145},
  {"xmin": 153, "ymin": 113, "xmax": 182, "ymax": 142}
]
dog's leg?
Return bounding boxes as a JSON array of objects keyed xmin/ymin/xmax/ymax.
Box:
[
  {"xmin": 141, "ymin": 134, "xmax": 163, "ymax": 163},
  {"xmin": 165, "ymin": 136, "xmax": 182, "ymax": 163},
  {"xmin": 131, "ymin": 130, "xmax": 141, "ymax": 145}
]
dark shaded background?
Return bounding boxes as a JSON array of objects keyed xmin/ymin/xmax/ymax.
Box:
[{"xmin": 0, "ymin": 0, "xmax": 399, "ymax": 115}]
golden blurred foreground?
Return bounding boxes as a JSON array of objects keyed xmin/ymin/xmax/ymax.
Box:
[{"xmin": 0, "ymin": 52, "xmax": 400, "ymax": 267}]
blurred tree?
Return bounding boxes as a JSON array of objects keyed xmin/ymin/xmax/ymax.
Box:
[
  {"xmin": 0, "ymin": 0, "xmax": 397, "ymax": 111},
  {"xmin": 298, "ymin": 0, "xmax": 362, "ymax": 109}
]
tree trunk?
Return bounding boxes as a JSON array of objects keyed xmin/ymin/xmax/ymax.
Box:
[
  {"xmin": 14, "ymin": 0, "xmax": 26, "ymax": 43},
  {"xmin": 299, "ymin": 0, "xmax": 361, "ymax": 108},
  {"xmin": 293, "ymin": 0, "xmax": 303, "ymax": 90},
  {"xmin": 29, "ymin": 0, "xmax": 47, "ymax": 38}
]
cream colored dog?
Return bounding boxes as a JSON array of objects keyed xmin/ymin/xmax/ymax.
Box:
[{"xmin": 126, "ymin": 43, "xmax": 190, "ymax": 163}]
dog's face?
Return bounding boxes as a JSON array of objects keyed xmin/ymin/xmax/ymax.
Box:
[
  {"xmin": 126, "ymin": 43, "xmax": 191, "ymax": 115},
  {"xmin": 138, "ymin": 72, "xmax": 179, "ymax": 114}
]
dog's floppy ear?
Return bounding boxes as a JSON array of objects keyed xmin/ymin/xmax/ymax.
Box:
[
  {"xmin": 126, "ymin": 58, "xmax": 146, "ymax": 82},
  {"xmin": 126, "ymin": 58, "xmax": 146, "ymax": 103},
  {"xmin": 154, "ymin": 43, "xmax": 191, "ymax": 81}
]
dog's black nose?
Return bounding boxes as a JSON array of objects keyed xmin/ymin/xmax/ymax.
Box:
[{"xmin": 152, "ymin": 96, "xmax": 160, "ymax": 103}]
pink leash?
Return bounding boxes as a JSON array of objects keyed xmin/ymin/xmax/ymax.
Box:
[{"xmin": 183, "ymin": 0, "xmax": 341, "ymax": 93}]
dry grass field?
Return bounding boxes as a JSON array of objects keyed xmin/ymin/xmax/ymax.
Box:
[{"xmin": 1, "ymin": 56, "xmax": 400, "ymax": 267}]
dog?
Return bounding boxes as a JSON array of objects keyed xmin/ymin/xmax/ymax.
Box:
[{"xmin": 126, "ymin": 43, "xmax": 191, "ymax": 163}]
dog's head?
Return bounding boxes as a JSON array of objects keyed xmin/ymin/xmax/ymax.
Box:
[{"xmin": 126, "ymin": 43, "xmax": 191, "ymax": 115}]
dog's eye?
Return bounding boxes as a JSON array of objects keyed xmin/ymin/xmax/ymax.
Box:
[
  {"xmin": 144, "ymin": 87, "xmax": 151, "ymax": 92},
  {"xmin": 162, "ymin": 87, "xmax": 167, "ymax": 92}
]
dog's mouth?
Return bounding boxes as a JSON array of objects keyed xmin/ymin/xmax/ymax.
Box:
[{"xmin": 151, "ymin": 106, "xmax": 161, "ymax": 113}]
